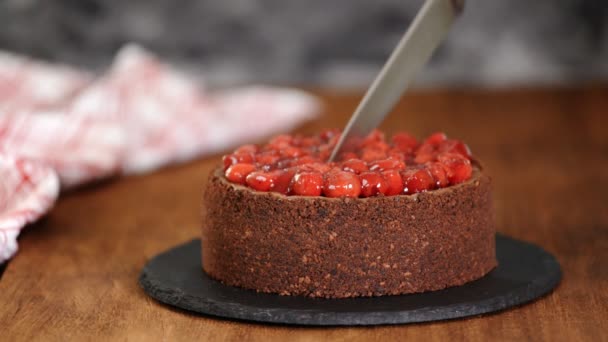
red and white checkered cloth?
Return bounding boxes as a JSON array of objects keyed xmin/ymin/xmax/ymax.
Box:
[{"xmin": 0, "ymin": 44, "xmax": 320, "ymax": 263}]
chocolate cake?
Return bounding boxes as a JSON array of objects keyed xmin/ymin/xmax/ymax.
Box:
[{"xmin": 201, "ymin": 130, "xmax": 496, "ymax": 298}]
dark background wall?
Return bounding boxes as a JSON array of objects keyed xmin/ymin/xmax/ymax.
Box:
[{"xmin": 1, "ymin": 0, "xmax": 607, "ymax": 88}]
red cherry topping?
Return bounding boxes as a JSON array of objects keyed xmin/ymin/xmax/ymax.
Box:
[
  {"xmin": 323, "ymin": 171, "xmax": 361, "ymax": 198},
  {"xmin": 292, "ymin": 171, "xmax": 324, "ymax": 196},
  {"xmin": 361, "ymin": 129, "xmax": 385, "ymax": 146},
  {"xmin": 281, "ymin": 146, "xmax": 306, "ymax": 158},
  {"xmin": 438, "ymin": 139, "xmax": 472, "ymax": 158},
  {"xmin": 369, "ymin": 158, "xmax": 406, "ymax": 171},
  {"xmin": 360, "ymin": 145, "xmax": 388, "ymax": 162},
  {"xmin": 339, "ymin": 152, "xmax": 359, "ymax": 161},
  {"xmin": 424, "ymin": 132, "xmax": 448, "ymax": 145},
  {"xmin": 360, "ymin": 171, "xmax": 389, "ymax": 197},
  {"xmin": 402, "ymin": 168, "xmax": 435, "ymax": 194},
  {"xmin": 427, "ymin": 162, "xmax": 449, "ymax": 187},
  {"xmin": 234, "ymin": 144, "xmax": 259, "ymax": 154},
  {"xmin": 255, "ymin": 151, "xmax": 280, "ymax": 169},
  {"xmin": 268, "ymin": 134, "xmax": 293, "ymax": 148},
  {"xmin": 225, "ymin": 163, "xmax": 257, "ymax": 184},
  {"xmin": 221, "ymin": 130, "xmax": 474, "ymax": 196},
  {"xmin": 299, "ymin": 162, "xmax": 333, "ymax": 173},
  {"xmin": 300, "ymin": 136, "xmax": 320, "ymax": 147},
  {"xmin": 437, "ymin": 153, "xmax": 472, "ymax": 184},
  {"xmin": 245, "ymin": 171, "xmax": 277, "ymax": 192},
  {"xmin": 392, "ymin": 133, "xmax": 418, "ymax": 153},
  {"xmin": 342, "ymin": 159, "xmax": 368, "ymax": 174},
  {"xmin": 222, "ymin": 152, "xmax": 255, "ymax": 170},
  {"xmin": 382, "ymin": 170, "xmax": 404, "ymax": 196},
  {"xmin": 320, "ymin": 129, "xmax": 340, "ymax": 141},
  {"xmin": 270, "ymin": 169, "xmax": 296, "ymax": 194},
  {"xmin": 289, "ymin": 156, "xmax": 319, "ymax": 167}
]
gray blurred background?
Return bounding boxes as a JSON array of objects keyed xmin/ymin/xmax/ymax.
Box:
[{"xmin": 1, "ymin": 0, "xmax": 607, "ymax": 88}]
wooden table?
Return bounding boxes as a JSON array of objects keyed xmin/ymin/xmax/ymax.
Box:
[{"xmin": 1, "ymin": 87, "xmax": 607, "ymax": 341}]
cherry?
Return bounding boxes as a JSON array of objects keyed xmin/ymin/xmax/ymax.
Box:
[
  {"xmin": 392, "ymin": 133, "xmax": 418, "ymax": 153},
  {"xmin": 424, "ymin": 132, "xmax": 448, "ymax": 145},
  {"xmin": 402, "ymin": 168, "xmax": 435, "ymax": 194},
  {"xmin": 292, "ymin": 171, "xmax": 323, "ymax": 196},
  {"xmin": 289, "ymin": 156, "xmax": 319, "ymax": 167},
  {"xmin": 246, "ymin": 171, "xmax": 277, "ymax": 192},
  {"xmin": 437, "ymin": 153, "xmax": 472, "ymax": 184},
  {"xmin": 362, "ymin": 129, "xmax": 385, "ymax": 146},
  {"xmin": 427, "ymin": 162, "xmax": 449, "ymax": 187},
  {"xmin": 317, "ymin": 145, "xmax": 332, "ymax": 162},
  {"xmin": 360, "ymin": 171, "xmax": 389, "ymax": 197},
  {"xmin": 280, "ymin": 146, "xmax": 306, "ymax": 158},
  {"xmin": 360, "ymin": 143, "xmax": 389, "ymax": 162},
  {"xmin": 416, "ymin": 139, "xmax": 444, "ymax": 164},
  {"xmin": 369, "ymin": 158, "xmax": 406, "ymax": 171},
  {"xmin": 387, "ymin": 149, "xmax": 407, "ymax": 162},
  {"xmin": 270, "ymin": 169, "xmax": 296, "ymax": 194},
  {"xmin": 255, "ymin": 151, "xmax": 281, "ymax": 168},
  {"xmin": 222, "ymin": 152, "xmax": 255, "ymax": 170},
  {"xmin": 323, "ymin": 171, "xmax": 361, "ymax": 198},
  {"xmin": 320, "ymin": 129, "xmax": 340, "ymax": 141},
  {"xmin": 299, "ymin": 162, "xmax": 333, "ymax": 173},
  {"xmin": 438, "ymin": 139, "xmax": 472, "ymax": 158},
  {"xmin": 234, "ymin": 144, "xmax": 259, "ymax": 154},
  {"xmin": 300, "ymin": 136, "xmax": 320, "ymax": 147},
  {"xmin": 268, "ymin": 134, "xmax": 293, "ymax": 148},
  {"xmin": 339, "ymin": 152, "xmax": 358, "ymax": 161},
  {"xmin": 342, "ymin": 159, "xmax": 368, "ymax": 174},
  {"xmin": 225, "ymin": 163, "xmax": 257, "ymax": 184},
  {"xmin": 382, "ymin": 170, "xmax": 404, "ymax": 196}
]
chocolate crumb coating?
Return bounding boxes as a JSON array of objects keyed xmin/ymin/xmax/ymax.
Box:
[{"xmin": 202, "ymin": 168, "xmax": 496, "ymax": 298}]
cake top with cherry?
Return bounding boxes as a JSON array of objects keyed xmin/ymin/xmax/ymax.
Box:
[{"xmin": 221, "ymin": 129, "xmax": 474, "ymax": 198}]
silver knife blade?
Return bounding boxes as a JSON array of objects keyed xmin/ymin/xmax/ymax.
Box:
[{"xmin": 329, "ymin": 0, "xmax": 464, "ymax": 161}]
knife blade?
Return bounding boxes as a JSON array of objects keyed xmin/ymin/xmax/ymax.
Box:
[{"xmin": 329, "ymin": 0, "xmax": 465, "ymax": 161}]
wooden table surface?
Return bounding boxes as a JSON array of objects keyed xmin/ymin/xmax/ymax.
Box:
[{"xmin": 1, "ymin": 86, "xmax": 607, "ymax": 341}]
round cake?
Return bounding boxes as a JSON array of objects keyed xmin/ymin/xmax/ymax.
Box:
[{"xmin": 202, "ymin": 130, "xmax": 496, "ymax": 298}]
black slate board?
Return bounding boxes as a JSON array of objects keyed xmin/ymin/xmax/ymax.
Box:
[{"xmin": 139, "ymin": 234, "xmax": 561, "ymax": 326}]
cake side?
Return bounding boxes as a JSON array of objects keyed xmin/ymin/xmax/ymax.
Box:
[{"xmin": 202, "ymin": 167, "xmax": 496, "ymax": 298}]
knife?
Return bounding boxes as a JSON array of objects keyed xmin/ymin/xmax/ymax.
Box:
[{"xmin": 329, "ymin": 0, "xmax": 465, "ymax": 161}]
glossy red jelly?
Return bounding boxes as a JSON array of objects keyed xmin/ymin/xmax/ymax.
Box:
[{"xmin": 222, "ymin": 129, "xmax": 474, "ymax": 198}]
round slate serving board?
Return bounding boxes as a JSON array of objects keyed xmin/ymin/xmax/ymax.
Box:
[{"xmin": 139, "ymin": 234, "xmax": 561, "ymax": 326}]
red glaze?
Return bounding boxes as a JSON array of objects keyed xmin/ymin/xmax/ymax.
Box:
[{"xmin": 222, "ymin": 129, "xmax": 475, "ymax": 197}]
